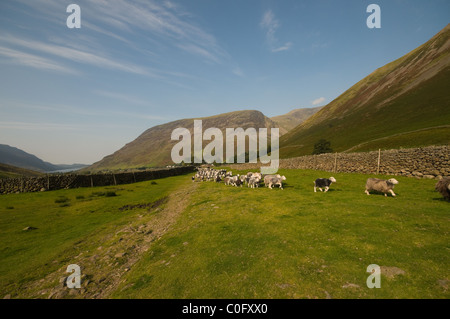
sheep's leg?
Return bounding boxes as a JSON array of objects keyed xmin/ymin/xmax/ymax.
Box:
[
  {"xmin": 365, "ymin": 189, "xmax": 370, "ymax": 195},
  {"xmin": 389, "ymin": 189, "xmax": 396, "ymax": 197},
  {"xmin": 314, "ymin": 186, "xmax": 317, "ymax": 192},
  {"xmin": 325, "ymin": 186, "xmax": 329, "ymax": 192},
  {"xmin": 280, "ymin": 183, "xmax": 283, "ymax": 190},
  {"xmin": 319, "ymin": 188, "xmax": 323, "ymax": 192}
]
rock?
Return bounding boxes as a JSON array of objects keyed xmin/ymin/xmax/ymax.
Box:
[
  {"xmin": 114, "ymin": 252, "xmax": 126, "ymax": 258},
  {"xmin": 380, "ymin": 266, "xmax": 405, "ymax": 278},
  {"xmin": 437, "ymin": 279, "xmax": 449, "ymax": 290},
  {"xmin": 342, "ymin": 283, "xmax": 360, "ymax": 289},
  {"xmin": 423, "ymin": 175, "xmax": 435, "ymax": 179},
  {"xmin": 3, "ymin": 294, "xmax": 11, "ymax": 299}
]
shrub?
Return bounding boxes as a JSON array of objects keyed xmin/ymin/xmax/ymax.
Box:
[{"xmin": 312, "ymin": 139, "xmax": 333, "ymax": 155}]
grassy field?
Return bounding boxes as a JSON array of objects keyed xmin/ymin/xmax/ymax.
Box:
[
  {"xmin": 0, "ymin": 169, "xmax": 448, "ymax": 299},
  {"xmin": 0, "ymin": 174, "xmax": 191, "ymax": 298}
]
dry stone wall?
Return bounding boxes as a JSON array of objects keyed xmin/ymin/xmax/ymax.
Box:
[
  {"xmin": 231, "ymin": 145, "xmax": 450, "ymax": 179},
  {"xmin": 0, "ymin": 166, "xmax": 194, "ymax": 195}
]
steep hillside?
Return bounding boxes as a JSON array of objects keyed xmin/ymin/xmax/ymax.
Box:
[
  {"xmin": 280, "ymin": 24, "xmax": 450, "ymax": 157},
  {"xmin": 270, "ymin": 106, "xmax": 322, "ymax": 134},
  {"xmin": 87, "ymin": 110, "xmax": 279, "ymax": 171},
  {"xmin": 0, "ymin": 163, "xmax": 43, "ymax": 179},
  {"xmin": 0, "ymin": 144, "xmax": 57, "ymax": 172}
]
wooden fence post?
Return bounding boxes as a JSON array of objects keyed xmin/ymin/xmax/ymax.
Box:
[
  {"xmin": 377, "ymin": 149, "xmax": 381, "ymax": 175},
  {"xmin": 113, "ymin": 174, "xmax": 117, "ymax": 186},
  {"xmin": 334, "ymin": 152, "xmax": 338, "ymax": 173}
]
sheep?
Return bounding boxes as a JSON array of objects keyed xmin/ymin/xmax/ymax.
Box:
[
  {"xmin": 314, "ymin": 177, "xmax": 336, "ymax": 193},
  {"xmin": 224, "ymin": 176, "xmax": 232, "ymax": 186},
  {"xmin": 263, "ymin": 174, "xmax": 281, "ymax": 187},
  {"xmin": 268, "ymin": 176, "xmax": 286, "ymax": 189},
  {"xmin": 365, "ymin": 178, "xmax": 399, "ymax": 197},
  {"xmin": 435, "ymin": 177, "xmax": 450, "ymax": 200},
  {"xmin": 248, "ymin": 177, "xmax": 260, "ymax": 189}
]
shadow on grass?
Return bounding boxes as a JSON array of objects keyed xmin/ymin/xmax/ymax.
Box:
[{"xmin": 432, "ymin": 197, "xmax": 450, "ymax": 202}]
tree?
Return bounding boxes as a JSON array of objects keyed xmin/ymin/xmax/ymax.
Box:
[{"xmin": 312, "ymin": 139, "xmax": 333, "ymax": 155}]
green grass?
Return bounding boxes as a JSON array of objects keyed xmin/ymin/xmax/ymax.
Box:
[
  {"xmin": 1, "ymin": 169, "xmax": 448, "ymax": 299},
  {"xmin": 0, "ymin": 174, "xmax": 190, "ymax": 297},
  {"xmin": 113, "ymin": 169, "xmax": 449, "ymax": 299}
]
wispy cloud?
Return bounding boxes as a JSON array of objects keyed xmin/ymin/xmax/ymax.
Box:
[
  {"xmin": 232, "ymin": 66, "xmax": 245, "ymax": 77},
  {"xmin": 95, "ymin": 90, "xmax": 149, "ymax": 106},
  {"xmin": 0, "ymin": 46, "xmax": 78, "ymax": 74},
  {"xmin": 6, "ymin": 0, "xmax": 238, "ymax": 77},
  {"xmin": 260, "ymin": 10, "xmax": 293, "ymax": 53},
  {"xmin": 312, "ymin": 97, "xmax": 326, "ymax": 106},
  {"xmin": 0, "ymin": 35, "xmax": 152, "ymax": 77}
]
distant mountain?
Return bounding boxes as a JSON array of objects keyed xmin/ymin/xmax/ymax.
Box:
[
  {"xmin": 87, "ymin": 110, "xmax": 279, "ymax": 171},
  {"xmin": 270, "ymin": 106, "xmax": 323, "ymax": 134},
  {"xmin": 0, "ymin": 163, "xmax": 43, "ymax": 179},
  {"xmin": 0, "ymin": 144, "xmax": 88, "ymax": 173},
  {"xmin": 280, "ymin": 24, "xmax": 450, "ymax": 158}
]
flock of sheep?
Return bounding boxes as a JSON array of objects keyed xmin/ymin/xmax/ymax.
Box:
[
  {"xmin": 191, "ymin": 167, "xmax": 419, "ymax": 198},
  {"xmin": 192, "ymin": 168, "xmax": 287, "ymax": 190}
]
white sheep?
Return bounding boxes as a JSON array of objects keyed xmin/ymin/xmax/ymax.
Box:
[
  {"xmin": 268, "ymin": 176, "xmax": 286, "ymax": 190},
  {"xmin": 365, "ymin": 178, "xmax": 399, "ymax": 197}
]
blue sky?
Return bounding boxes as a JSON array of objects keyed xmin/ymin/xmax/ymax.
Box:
[{"xmin": 0, "ymin": 0, "xmax": 448, "ymax": 164}]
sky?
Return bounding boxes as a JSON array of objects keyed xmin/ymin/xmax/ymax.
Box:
[{"xmin": 0, "ymin": 0, "xmax": 449, "ymax": 165}]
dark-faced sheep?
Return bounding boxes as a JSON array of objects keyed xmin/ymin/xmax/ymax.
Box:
[
  {"xmin": 314, "ymin": 177, "xmax": 336, "ymax": 192},
  {"xmin": 435, "ymin": 177, "xmax": 450, "ymax": 200},
  {"xmin": 365, "ymin": 178, "xmax": 399, "ymax": 197}
]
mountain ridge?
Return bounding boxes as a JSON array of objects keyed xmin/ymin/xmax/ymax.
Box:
[
  {"xmin": 280, "ymin": 23, "xmax": 450, "ymax": 157},
  {"xmin": 0, "ymin": 144, "xmax": 88, "ymax": 173}
]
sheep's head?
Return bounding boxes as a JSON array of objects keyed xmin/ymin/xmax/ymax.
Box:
[
  {"xmin": 329, "ymin": 177, "xmax": 336, "ymax": 183},
  {"xmin": 281, "ymin": 176, "xmax": 286, "ymax": 180},
  {"xmin": 388, "ymin": 178, "xmax": 399, "ymax": 185}
]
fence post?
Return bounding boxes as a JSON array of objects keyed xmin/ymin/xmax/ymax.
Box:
[
  {"xmin": 90, "ymin": 176, "xmax": 94, "ymax": 188},
  {"xmin": 334, "ymin": 152, "xmax": 338, "ymax": 173},
  {"xmin": 113, "ymin": 174, "xmax": 117, "ymax": 186},
  {"xmin": 377, "ymin": 149, "xmax": 381, "ymax": 175}
]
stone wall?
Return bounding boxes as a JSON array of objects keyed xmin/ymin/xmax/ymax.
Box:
[
  {"xmin": 0, "ymin": 166, "xmax": 195, "ymax": 195},
  {"xmin": 230, "ymin": 145, "xmax": 449, "ymax": 179}
]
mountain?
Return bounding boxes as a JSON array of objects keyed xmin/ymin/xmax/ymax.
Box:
[
  {"xmin": 87, "ymin": 110, "xmax": 279, "ymax": 171},
  {"xmin": 0, "ymin": 144, "xmax": 88, "ymax": 173},
  {"xmin": 280, "ymin": 24, "xmax": 450, "ymax": 158},
  {"xmin": 270, "ymin": 106, "xmax": 323, "ymax": 134},
  {"xmin": 0, "ymin": 163, "xmax": 43, "ymax": 179}
]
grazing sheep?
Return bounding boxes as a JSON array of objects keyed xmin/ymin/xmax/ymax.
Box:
[
  {"xmin": 268, "ymin": 176, "xmax": 286, "ymax": 189},
  {"xmin": 263, "ymin": 174, "xmax": 281, "ymax": 187},
  {"xmin": 224, "ymin": 176, "xmax": 232, "ymax": 186},
  {"xmin": 314, "ymin": 177, "xmax": 336, "ymax": 193},
  {"xmin": 365, "ymin": 178, "xmax": 399, "ymax": 197},
  {"xmin": 248, "ymin": 177, "xmax": 260, "ymax": 189},
  {"xmin": 435, "ymin": 177, "xmax": 450, "ymax": 200}
]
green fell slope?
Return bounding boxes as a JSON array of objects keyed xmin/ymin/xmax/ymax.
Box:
[{"xmin": 280, "ymin": 24, "xmax": 450, "ymax": 157}]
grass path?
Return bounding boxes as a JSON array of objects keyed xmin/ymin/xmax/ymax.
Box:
[{"xmin": 0, "ymin": 174, "xmax": 196, "ymax": 298}]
